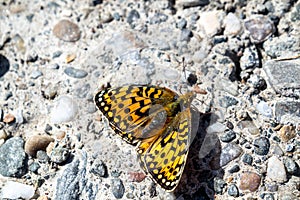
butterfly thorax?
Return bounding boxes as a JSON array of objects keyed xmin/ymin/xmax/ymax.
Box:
[{"xmin": 164, "ymin": 91, "xmax": 194, "ymax": 117}]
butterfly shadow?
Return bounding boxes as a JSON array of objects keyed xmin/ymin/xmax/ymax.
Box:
[{"xmin": 173, "ymin": 111, "xmax": 224, "ymax": 200}]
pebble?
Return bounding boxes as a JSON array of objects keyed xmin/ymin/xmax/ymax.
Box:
[
  {"xmin": 42, "ymin": 83, "xmax": 58, "ymax": 99},
  {"xmin": 0, "ymin": 137, "xmax": 27, "ymax": 177},
  {"xmin": 49, "ymin": 146, "xmax": 70, "ymax": 164},
  {"xmin": 149, "ymin": 13, "xmax": 168, "ymax": 24},
  {"xmin": 198, "ymin": 11, "xmax": 222, "ymax": 37},
  {"xmin": 24, "ymin": 135, "xmax": 54, "ymax": 157},
  {"xmin": 28, "ymin": 162, "xmax": 40, "ymax": 173},
  {"xmin": 263, "ymin": 60, "xmax": 300, "ymax": 98},
  {"xmin": 228, "ymin": 165, "xmax": 240, "ymax": 173},
  {"xmin": 244, "ymin": 15, "xmax": 275, "ymax": 43},
  {"xmin": 36, "ymin": 150, "xmax": 50, "ymax": 163},
  {"xmin": 111, "ymin": 178, "xmax": 125, "ymax": 199},
  {"xmin": 177, "ymin": 18, "xmax": 187, "ymax": 30},
  {"xmin": 55, "ymin": 159, "xmax": 87, "ymax": 200},
  {"xmin": 90, "ymin": 159, "xmax": 108, "ymax": 177},
  {"xmin": 219, "ymin": 143, "xmax": 243, "ymax": 167},
  {"xmin": 239, "ymin": 172, "xmax": 261, "ymax": 192},
  {"xmin": 0, "ymin": 181, "xmax": 35, "ymax": 200},
  {"xmin": 177, "ymin": 0, "xmax": 209, "ymax": 8},
  {"xmin": 53, "ymin": 20, "xmax": 81, "ymax": 42},
  {"xmin": 128, "ymin": 171, "xmax": 146, "ymax": 182},
  {"xmin": 256, "ymin": 100, "xmax": 272, "ymax": 118},
  {"xmin": 267, "ymin": 156, "xmax": 287, "ymax": 183},
  {"xmin": 242, "ymin": 153, "xmax": 253, "ymax": 165},
  {"xmin": 274, "ymin": 101, "xmax": 300, "ymax": 124},
  {"xmin": 278, "ymin": 125, "xmax": 296, "ymax": 142},
  {"xmin": 50, "ymin": 96, "xmax": 78, "ymax": 123},
  {"xmin": 237, "ymin": 120, "xmax": 260, "ymax": 136},
  {"xmin": 254, "ymin": 137, "xmax": 270, "ymax": 156},
  {"xmin": 283, "ymin": 157, "xmax": 299, "ymax": 175},
  {"xmin": 30, "ymin": 70, "xmax": 43, "ymax": 79},
  {"xmin": 263, "ymin": 35, "xmax": 299, "ymax": 58},
  {"xmin": 240, "ymin": 46, "xmax": 260, "ymax": 70},
  {"xmin": 52, "ymin": 51, "xmax": 63, "ymax": 58},
  {"xmin": 227, "ymin": 184, "xmax": 239, "ymax": 197},
  {"xmin": 223, "ymin": 13, "xmax": 242, "ymax": 36},
  {"xmin": 220, "ymin": 130, "xmax": 236, "ymax": 142},
  {"xmin": 64, "ymin": 67, "xmax": 88, "ymax": 78},
  {"xmin": 65, "ymin": 54, "xmax": 76, "ymax": 63},
  {"xmin": 127, "ymin": 9, "xmax": 140, "ymax": 25},
  {"xmin": 214, "ymin": 177, "xmax": 226, "ymax": 194},
  {"xmin": 0, "ymin": 54, "xmax": 9, "ymax": 77},
  {"xmin": 3, "ymin": 113, "xmax": 15, "ymax": 123}
]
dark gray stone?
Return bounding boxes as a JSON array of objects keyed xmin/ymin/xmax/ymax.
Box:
[
  {"xmin": 220, "ymin": 130, "xmax": 236, "ymax": 142},
  {"xmin": 0, "ymin": 137, "xmax": 27, "ymax": 177},
  {"xmin": 228, "ymin": 165, "xmax": 240, "ymax": 173},
  {"xmin": 111, "ymin": 178, "xmax": 125, "ymax": 199},
  {"xmin": 242, "ymin": 153, "xmax": 253, "ymax": 165},
  {"xmin": 254, "ymin": 137, "xmax": 270, "ymax": 156},
  {"xmin": 0, "ymin": 54, "xmax": 9, "ymax": 78}
]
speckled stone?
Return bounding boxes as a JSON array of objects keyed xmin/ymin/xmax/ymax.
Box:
[
  {"xmin": 254, "ymin": 137, "xmax": 270, "ymax": 156},
  {"xmin": 53, "ymin": 20, "xmax": 81, "ymax": 42},
  {"xmin": 239, "ymin": 172, "xmax": 261, "ymax": 192},
  {"xmin": 111, "ymin": 178, "xmax": 125, "ymax": 199},
  {"xmin": 267, "ymin": 156, "xmax": 287, "ymax": 183}
]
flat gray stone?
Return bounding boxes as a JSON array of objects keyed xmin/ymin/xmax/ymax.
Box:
[{"xmin": 263, "ymin": 60, "xmax": 300, "ymax": 98}]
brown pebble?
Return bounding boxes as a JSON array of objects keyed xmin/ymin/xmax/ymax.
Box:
[
  {"xmin": 53, "ymin": 19, "xmax": 81, "ymax": 42},
  {"xmin": 128, "ymin": 171, "xmax": 146, "ymax": 183},
  {"xmin": 239, "ymin": 172, "xmax": 261, "ymax": 192},
  {"xmin": 25, "ymin": 135, "xmax": 55, "ymax": 157},
  {"xmin": 3, "ymin": 113, "xmax": 15, "ymax": 123},
  {"xmin": 244, "ymin": 15, "xmax": 275, "ymax": 43},
  {"xmin": 278, "ymin": 125, "xmax": 296, "ymax": 142},
  {"xmin": 65, "ymin": 54, "xmax": 76, "ymax": 63},
  {"xmin": 56, "ymin": 131, "xmax": 66, "ymax": 140}
]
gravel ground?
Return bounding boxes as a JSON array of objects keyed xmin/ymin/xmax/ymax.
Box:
[{"xmin": 0, "ymin": 0, "xmax": 299, "ymax": 200}]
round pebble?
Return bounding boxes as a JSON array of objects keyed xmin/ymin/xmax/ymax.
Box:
[
  {"xmin": 25, "ymin": 135, "xmax": 54, "ymax": 157},
  {"xmin": 227, "ymin": 184, "xmax": 239, "ymax": 197},
  {"xmin": 30, "ymin": 70, "xmax": 43, "ymax": 79},
  {"xmin": 50, "ymin": 96, "xmax": 78, "ymax": 123},
  {"xmin": 0, "ymin": 181, "xmax": 35, "ymax": 200},
  {"xmin": 239, "ymin": 172, "xmax": 261, "ymax": 192},
  {"xmin": 256, "ymin": 100, "xmax": 272, "ymax": 118},
  {"xmin": 64, "ymin": 67, "xmax": 88, "ymax": 78},
  {"xmin": 36, "ymin": 150, "xmax": 50, "ymax": 163},
  {"xmin": 53, "ymin": 20, "xmax": 81, "ymax": 42},
  {"xmin": 254, "ymin": 137, "xmax": 270, "ymax": 156},
  {"xmin": 224, "ymin": 13, "xmax": 242, "ymax": 36}
]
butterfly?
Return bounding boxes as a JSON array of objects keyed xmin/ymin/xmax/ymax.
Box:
[{"xmin": 94, "ymin": 85, "xmax": 195, "ymax": 191}]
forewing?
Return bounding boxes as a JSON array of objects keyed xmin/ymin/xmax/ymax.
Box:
[
  {"xmin": 94, "ymin": 85, "xmax": 178, "ymax": 144},
  {"xmin": 139, "ymin": 109, "xmax": 191, "ymax": 191}
]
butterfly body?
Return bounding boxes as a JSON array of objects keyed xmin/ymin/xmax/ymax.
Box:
[{"xmin": 95, "ymin": 85, "xmax": 194, "ymax": 191}]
